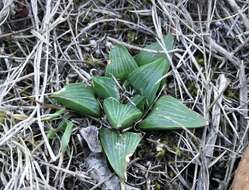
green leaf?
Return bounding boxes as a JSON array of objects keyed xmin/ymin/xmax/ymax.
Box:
[
  {"xmin": 51, "ymin": 83, "xmax": 100, "ymax": 117},
  {"xmin": 134, "ymin": 33, "xmax": 174, "ymax": 66},
  {"xmin": 130, "ymin": 95, "xmax": 145, "ymax": 111},
  {"xmin": 106, "ymin": 45, "xmax": 138, "ymax": 80},
  {"xmin": 103, "ymin": 98, "xmax": 142, "ymax": 129},
  {"xmin": 47, "ymin": 119, "xmax": 68, "ymax": 139},
  {"xmin": 92, "ymin": 76, "xmax": 119, "ymax": 100},
  {"xmin": 61, "ymin": 120, "xmax": 74, "ymax": 153},
  {"xmin": 100, "ymin": 128, "xmax": 142, "ymax": 180},
  {"xmin": 128, "ymin": 57, "xmax": 170, "ymax": 105},
  {"xmin": 42, "ymin": 109, "xmax": 66, "ymax": 121},
  {"xmin": 140, "ymin": 96, "xmax": 207, "ymax": 130}
]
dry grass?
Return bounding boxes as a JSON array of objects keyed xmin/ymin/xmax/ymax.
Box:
[{"xmin": 0, "ymin": 0, "xmax": 248, "ymax": 189}]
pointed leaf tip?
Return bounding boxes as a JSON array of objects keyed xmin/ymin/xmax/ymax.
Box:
[
  {"xmin": 129, "ymin": 95, "xmax": 146, "ymax": 111},
  {"xmin": 140, "ymin": 96, "xmax": 207, "ymax": 130},
  {"xmin": 105, "ymin": 45, "xmax": 138, "ymax": 81},
  {"xmin": 134, "ymin": 33, "xmax": 174, "ymax": 66},
  {"xmin": 51, "ymin": 83, "xmax": 100, "ymax": 117},
  {"xmin": 103, "ymin": 98, "xmax": 142, "ymax": 129},
  {"xmin": 92, "ymin": 76, "xmax": 120, "ymax": 100},
  {"xmin": 61, "ymin": 120, "xmax": 74, "ymax": 154},
  {"xmin": 100, "ymin": 128, "xmax": 142, "ymax": 179},
  {"xmin": 128, "ymin": 57, "xmax": 170, "ymax": 105}
]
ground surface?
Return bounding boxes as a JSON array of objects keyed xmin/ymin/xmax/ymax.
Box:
[{"xmin": 0, "ymin": 0, "xmax": 248, "ymax": 190}]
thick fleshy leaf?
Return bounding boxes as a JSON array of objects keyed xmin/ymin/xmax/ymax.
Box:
[
  {"xmin": 128, "ymin": 57, "xmax": 170, "ymax": 105},
  {"xmin": 103, "ymin": 98, "xmax": 142, "ymax": 129},
  {"xmin": 100, "ymin": 128, "xmax": 142, "ymax": 180},
  {"xmin": 61, "ymin": 120, "xmax": 74, "ymax": 153},
  {"xmin": 92, "ymin": 76, "xmax": 119, "ymax": 100},
  {"xmin": 130, "ymin": 95, "xmax": 145, "ymax": 111},
  {"xmin": 134, "ymin": 33, "xmax": 174, "ymax": 65},
  {"xmin": 51, "ymin": 83, "xmax": 100, "ymax": 117},
  {"xmin": 105, "ymin": 45, "xmax": 138, "ymax": 80},
  {"xmin": 140, "ymin": 96, "xmax": 207, "ymax": 130}
]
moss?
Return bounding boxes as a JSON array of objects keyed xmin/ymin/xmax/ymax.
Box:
[
  {"xmin": 156, "ymin": 145, "xmax": 166, "ymax": 159},
  {"xmin": 224, "ymin": 88, "xmax": 239, "ymax": 100},
  {"xmin": 155, "ymin": 182, "xmax": 161, "ymax": 190},
  {"xmin": 127, "ymin": 31, "xmax": 137, "ymax": 43},
  {"xmin": 186, "ymin": 81, "xmax": 198, "ymax": 97},
  {"xmin": 84, "ymin": 54, "xmax": 102, "ymax": 65},
  {"xmin": 0, "ymin": 112, "xmax": 5, "ymax": 124}
]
